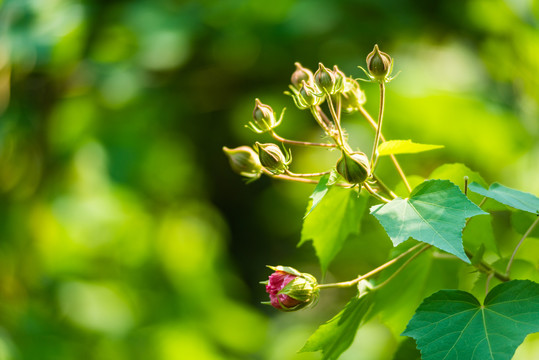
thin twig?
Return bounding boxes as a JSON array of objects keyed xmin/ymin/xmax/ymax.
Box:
[
  {"xmin": 373, "ymin": 244, "xmax": 432, "ymax": 290},
  {"xmin": 316, "ymin": 243, "xmax": 425, "ymax": 289},
  {"xmin": 358, "ymin": 105, "xmax": 411, "ymax": 193},
  {"xmin": 285, "ymin": 169, "xmax": 331, "ymax": 178},
  {"xmin": 363, "ymin": 182, "xmax": 391, "ymax": 203},
  {"xmin": 271, "ymin": 131, "xmax": 337, "ymax": 148},
  {"xmin": 370, "ymin": 82, "xmax": 385, "ymax": 173},
  {"xmin": 505, "ymin": 215, "xmax": 539, "ymax": 276}
]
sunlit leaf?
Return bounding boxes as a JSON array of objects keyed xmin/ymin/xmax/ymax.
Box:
[
  {"xmin": 428, "ymin": 163, "xmax": 487, "ymax": 206},
  {"xmin": 377, "ymin": 140, "xmax": 443, "ymax": 156},
  {"xmin": 304, "ymin": 171, "xmax": 339, "ymax": 218},
  {"xmin": 468, "ymin": 182, "xmax": 539, "ymax": 214},
  {"xmin": 403, "ymin": 280, "xmax": 539, "ymax": 360},
  {"xmin": 371, "ymin": 180, "xmax": 487, "ymax": 263},
  {"xmin": 300, "ymin": 187, "xmax": 368, "ymax": 274},
  {"xmin": 300, "ymin": 292, "xmax": 374, "ymax": 360}
]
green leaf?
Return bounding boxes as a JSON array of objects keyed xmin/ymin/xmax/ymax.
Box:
[
  {"xmin": 300, "ymin": 292, "xmax": 374, "ymax": 360},
  {"xmin": 371, "ymin": 180, "xmax": 487, "ymax": 263},
  {"xmin": 304, "ymin": 173, "xmax": 331, "ymax": 218},
  {"xmin": 403, "ymin": 280, "xmax": 539, "ymax": 360},
  {"xmin": 463, "ymin": 214, "xmax": 498, "ymax": 255},
  {"xmin": 304, "ymin": 171, "xmax": 340, "ymax": 218},
  {"xmin": 468, "ymin": 182, "xmax": 539, "ymax": 214},
  {"xmin": 428, "ymin": 163, "xmax": 487, "ymax": 206},
  {"xmin": 377, "ymin": 140, "xmax": 443, "ymax": 156},
  {"xmin": 300, "ymin": 187, "xmax": 368, "ymax": 274}
]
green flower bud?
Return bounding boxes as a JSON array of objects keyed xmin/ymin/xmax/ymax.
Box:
[
  {"xmin": 314, "ymin": 63, "xmax": 337, "ymax": 94},
  {"xmin": 341, "ymin": 78, "xmax": 366, "ymax": 112},
  {"xmin": 223, "ymin": 146, "xmax": 262, "ymax": 180},
  {"xmin": 332, "ymin": 65, "xmax": 346, "ymax": 94},
  {"xmin": 291, "ymin": 62, "xmax": 314, "ymax": 89},
  {"xmin": 246, "ymin": 99, "xmax": 285, "ymax": 134},
  {"xmin": 336, "ymin": 151, "xmax": 370, "ymax": 185},
  {"xmin": 285, "ymin": 80, "xmax": 324, "ymax": 110},
  {"xmin": 263, "ymin": 265, "xmax": 319, "ymax": 312},
  {"xmin": 255, "ymin": 142, "xmax": 291, "ymax": 175},
  {"xmin": 366, "ymin": 44, "xmax": 392, "ymax": 82}
]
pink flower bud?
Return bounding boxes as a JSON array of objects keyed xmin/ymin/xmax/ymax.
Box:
[
  {"xmin": 262, "ymin": 265, "xmax": 319, "ymax": 311},
  {"xmin": 266, "ymin": 271, "xmax": 302, "ymax": 309}
]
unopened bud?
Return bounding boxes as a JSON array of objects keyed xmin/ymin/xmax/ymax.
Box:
[
  {"xmin": 314, "ymin": 63, "xmax": 337, "ymax": 94},
  {"xmin": 262, "ymin": 265, "xmax": 319, "ymax": 311},
  {"xmin": 291, "ymin": 62, "xmax": 314, "ymax": 89},
  {"xmin": 223, "ymin": 146, "xmax": 262, "ymax": 180},
  {"xmin": 336, "ymin": 151, "xmax": 370, "ymax": 185},
  {"xmin": 286, "ymin": 80, "xmax": 324, "ymax": 110},
  {"xmin": 255, "ymin": 142, "xmax": 291, "ymax": 174},
  {"xmin": 247, "ymin": 99, "xmax": 284, "ymax": 133},
  {"xmin": 366, "ymin": 44, "xmax": 392, "ymax": 82},
  {"xmin": 332, "ymin": 65, "xmax": 346, "ymax": 94},
  {"xmin": 341, "ymin": 78, "xmax": 366, "ymax": 112}
]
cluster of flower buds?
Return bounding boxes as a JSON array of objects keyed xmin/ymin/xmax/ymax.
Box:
[
  {"xmin": 286, "ymin": 62, "xmax": 357, "ymax": 110},
  {"xmin": 262, "ymin": 265, "xmax": 319, "ymax": 311}
]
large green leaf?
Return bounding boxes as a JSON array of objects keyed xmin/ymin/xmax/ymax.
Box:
[
  {"xmin": 371, "ymin": 180, "xmax": 486, "ymax": 263},
  {"xmin": 428, "ymin": 163, "xmax": 488, "ymax": 206},
  {"xmin": 300, "ymin": 187, "xmax": 368, "ymax": 274},
  {"xmin": 468, "ymin": 182, "xmax": 539, "ymax": 214},
  {"xmin": 377, "ymin": 140, "xmax": 443, "ymax": 156},
  {"xmin": 300, "ymin": 291, "xmax": 374, "ymax": 360},
  {"xmin": 403, "ymin": 280, "xmax": 539, "ymax": 360}
]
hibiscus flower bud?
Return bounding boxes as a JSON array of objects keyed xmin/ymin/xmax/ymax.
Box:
[
  {"xmin": 255, "ymin": 142, "xmax": 291, "ymax": 175},
  {"xmin": 247, "ymin": 99, "xmax": 284, "ymax": 134},
  {"xmin": 341, "ymin": 78, "xmax": 366, "ymax": 112},
  {"xmin": 336, "ymin": 151, "xmax": 370, "ymax": 185},
  {"xmin": 314, "ymin": 62, "xmax": 337, "ymax": 94},
  {"xmin": 223, "ymin": 146, "xmax": 262, "ymax": 180},
  {"xmin": 261, "ymin": 265, "xmax": 319, "ymax": 311},
  {"xmin": 291, "ymin": 62, "xmax": 315, "ymax": 89},
  {"xmin": 366, "ymin": 44, "xmax": 392, "ymax": 82}
]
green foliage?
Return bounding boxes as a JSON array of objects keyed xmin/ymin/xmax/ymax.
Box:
[
  {"xmin": 403, "ymin": 280, "xmax": 539, "ymax": 360},
  {"xmin": 371, "ymin": 180, "xmax": 487, "ymax": 263},
  {"xmin": 300, "ymin": 186, "xmax": 368, "ymax": 274},
  {"xmin": 377, "ymin": 140, "xmax": 443, "ymax": 156},
  {"xmin": 300, "ymin": 291, "xmax": 374, "ymax": 360},
  {"xmin": 469, "ymin": 182, "xmax": 539, "ymax": 214}
]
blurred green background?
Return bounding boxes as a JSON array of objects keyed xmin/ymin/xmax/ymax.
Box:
[{"xmin": 1, "ymin": 0, "xmax": 539, "ymax": 359}]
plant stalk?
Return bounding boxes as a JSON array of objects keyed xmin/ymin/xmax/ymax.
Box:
[{"xmin": 316, "ymin": 243, "xmax": 425, "ymax": 289}]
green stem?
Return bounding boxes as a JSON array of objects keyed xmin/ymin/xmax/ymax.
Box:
[
  {"xmin": 271, "ymin": 131, "xmax": 337, "ymax": 148},
  {"xmin": 358, "ymin": 105, "xmax": 411, "ymax": 193},
  {"xmin": 370, "ymin": 82, "xmax": 385, "ymax": 173},
  {"xmin": 373, "ymin": 244, "xmax": 432, "ymax": 290},
  {"xmin": 326, "ymin": 93, "xmax": 346, "ymax": 148},
  {"xmin": 310, "ymin": 106, "xmax": 335, "ymax": 143},
  {"xmin": 371, "ymin": 174, "xmax": 398, "ymax": 199},
  {"xmin": 263, "ymin": 169, "xmax": 347, "ymax": 187},
  {"xmin": 316, "ymin": 243, "xmax": 425, "ymax": 289},
  {"xmin": 285, "ymin": 169, "xmax": 331, "ymax": 178},
  {"xmin": 505, "ymin": 215, "xmax": 539, "ymax": 276},
  {"xmin": 464, "ymin": 249, "xmax": 510, "ymax": 282},
  {"xmin": 363, "ymin": 182, "xmax": 391, "ymax": 203}
]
